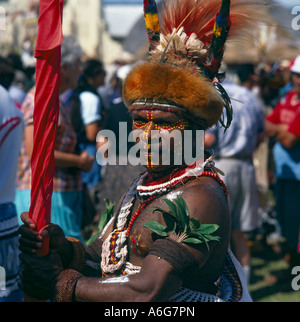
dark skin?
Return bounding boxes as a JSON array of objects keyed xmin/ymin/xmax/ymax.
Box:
[{"xmin": 19, "ymin": 109, "xmax": 230, "ymax": 302}]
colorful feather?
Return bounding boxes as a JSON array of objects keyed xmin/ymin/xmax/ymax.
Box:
[
  {"xmin": 214, "ymin": 81, "xmax": 233, "ymax": 131},
  {"xmin": 161, "ymin": 0, "xmax": 265, "ymax": 45},
  {"xmin": 204, "ymin": 0, "xmax": 231, "ymax": 79},
  {"xmin": 144, "ymin": 0, "xmax": 160, "ymax": 51}
]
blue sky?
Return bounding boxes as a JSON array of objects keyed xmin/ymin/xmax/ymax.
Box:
[
  {"xmin": 274, "ymin": 0, "xmax": 300, "ymax": 9},
  {"xmin": 102, "ymin": 0, "xmax": 300, "ymax": 38},
  {"xmin": 103, "ymin": 0, "xmax": 298, "ymax": 7}
]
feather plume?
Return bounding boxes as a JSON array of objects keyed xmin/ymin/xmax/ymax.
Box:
[
  {"xmin": 161, "ymin": 0, "xmax": 266, "ymax": 45},
  {"xmin": 151, "ymin": 0, "xmax": 267, "ymax": 79},
  {"xmin": 205, "ymin": 0, "xmax": 231, "ymax": 79},
  {"xmin": 131, "ymin": 0, "xmax": 268, "ymax": 131},
  {"xmin": 144, "ymin": 0, "xmax": 161, "ymax": 51}
]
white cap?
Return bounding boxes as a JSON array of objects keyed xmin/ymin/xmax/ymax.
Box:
[
  {"xmin": 290, "ymin": 55, "xmax": 300, "ymax": 73},
  {"xmin": 116, "ymin": 64, "xmax": 132, "ymax": 80}
]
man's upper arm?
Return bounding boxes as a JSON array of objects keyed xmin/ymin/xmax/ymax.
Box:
[{"xmin": 173, "ymin": 179, "xmax": 230, "ymax": 266}]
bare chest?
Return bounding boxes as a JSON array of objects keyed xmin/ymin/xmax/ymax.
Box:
[{"xmin": 127, "ymin": 199, "xmax": 164, "ymax": 261}]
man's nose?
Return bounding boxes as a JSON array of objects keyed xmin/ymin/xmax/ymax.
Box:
[{"xmin": 142, "ymin": 121, "xmax": 156, "ymax": 141}]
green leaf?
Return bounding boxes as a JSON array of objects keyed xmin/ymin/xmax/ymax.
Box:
[
  {"xmin": 182, "ymin": 237, "xmax": 204, "ymax": 245},
  {"xmin": 196, "ymin": 224, "xmax": 219, "ymax": 235},
  {"xmin": 190, "ymin": 217, "xmax": 201, "ymax": 230},
  {"xmin": 86, "ymin": 231, "xmax": 100, "ymax": 247},
  {"xmin": 98, "ymin": 199, "xmax": 115, "ymax": 232},
  {"xmin": 98, "ymin": 211, "xmax": 108, "ymax": 232},
  {"xmin": 203, "ymin": 235, "xmax": 221, "ymax": 242},
  {"xmin": 189, "ymin": 231, "xmax": 206, "ymax": 238},
  {"xmin": 176, "ymin": 195, "xmax": 190, "ymax": 218},
  {"xmin": 145, "ymin": 196, "xmax": 221, "ymax": 251},
  {"xmin": 175, "ymin": 195, "xmax": 190, "ymax": 230},
  {"xmin": 143, "ymin": 221, "xmax": 170, "ymax": 237},
  {"xmin": 163, "ymin": 213, "xmax": 176, "ymax": 232},
  {"xmin": 173, "ymin": 199, "xmax": 187, "ymax": 231},
  {"xmin": 86, "ymin": 198, "xmax": 115, "ymax": 247},
  {"xmin": 162, "ymin": 199, "xmax": 179, "ymax": 219},
  {"xmin": 151, "ymin": 206, "xmax": 175, "ymax": 219},
  {"xmin": 202, "ymin": 237, "xmax": 210, "ymax": 250}
]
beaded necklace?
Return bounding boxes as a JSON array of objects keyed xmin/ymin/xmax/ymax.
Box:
[
  {"xmin": 101, "ymin": 159, "xmax": 228, "ymax": 277},
  {"xmin": 127, "ymin": 169, "xmax": 228, "ymax": 238}
]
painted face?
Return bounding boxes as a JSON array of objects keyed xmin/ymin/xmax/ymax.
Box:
[{"xmin": 132, "ymin": 108, "xmax": 189, "ymax": 173}]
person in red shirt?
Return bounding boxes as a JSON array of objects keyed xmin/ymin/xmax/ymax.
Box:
[{"xmin": 265, "ymin": 55, "xmax": 300, "ymax": 269}]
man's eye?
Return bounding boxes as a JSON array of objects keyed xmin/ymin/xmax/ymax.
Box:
[
  {"xmin": 156, "ymin": 122, "xmax": 172, "ymax": 127},
  {"xmin": 134, "ymin": 120, "xmax": 146, "ymax": 126}
]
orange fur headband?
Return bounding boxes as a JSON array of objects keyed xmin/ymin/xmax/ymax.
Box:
[{"xmin": 123, "ymin": 62, "xmax": 223, "ymax": 129}]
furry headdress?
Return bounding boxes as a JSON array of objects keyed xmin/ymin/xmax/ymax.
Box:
[{"xmin": 123, "ymin": 0, "xmax": 264, "ymax": 130}]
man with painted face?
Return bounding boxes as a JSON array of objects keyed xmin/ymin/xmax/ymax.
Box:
[{"xmin": 18, "ymin": 0, "xmax": 263, "ymax": 302}]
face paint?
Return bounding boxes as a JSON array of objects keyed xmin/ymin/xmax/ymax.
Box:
[
  {"xmin": 154, "ymin": 119, "xmax": 189, "ymax": 131},
  {"xmin": 133, "ymin": 111, "xmax": 190, "ymax": 170},
  {"xmin": 130, "ymin": 229, "xmax": 147, "ymax": 256}
]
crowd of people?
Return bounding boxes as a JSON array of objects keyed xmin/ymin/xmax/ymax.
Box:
[{"xmin": 0, "ymin": 31, "xmax": 300, "ymax": 302}]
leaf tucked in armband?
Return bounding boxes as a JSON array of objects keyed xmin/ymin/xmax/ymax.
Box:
[
  {"xmin": 145, "ymin": 196, "xmax": 221, "ymax": 250},
  {"xmin": 143, "ymin": 221, "xmax": 170, "ymax": 237}
]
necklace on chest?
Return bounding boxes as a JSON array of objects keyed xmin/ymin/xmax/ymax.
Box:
[{"xmin": 100, "ymin": 157, "xmax": 227, "ymax": 277}]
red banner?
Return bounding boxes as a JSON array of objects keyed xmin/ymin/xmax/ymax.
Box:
[{"xmin": 29, "ymin": 0, "xmax": 63, "ymax": 256}]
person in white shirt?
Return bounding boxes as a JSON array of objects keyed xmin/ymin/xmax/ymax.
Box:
[{"xmin": 0, "ymin": 85, "xmax": 24, "ymax": 301}]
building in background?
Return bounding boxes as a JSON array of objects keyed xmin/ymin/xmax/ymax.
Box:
[
  {"xmin": 1, "ymin": 0, "xmax": 298, "ymax": 65},
  {"xmin": 0, "ymin": 0, "xmax": 144, "ymax": 65}
]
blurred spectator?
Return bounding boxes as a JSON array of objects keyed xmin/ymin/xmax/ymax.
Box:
[
  {"xmin": 100, "ymin": 64, "xmax": 134, "ymax": 158},
  {"xmin": 8, "ymin": 70, "xmax": 28, "ymax": 108},
  {"xmin": 0, "ymin": 85, "xmax": 24, "ymax": 302},
  {"xmin": 5, "ymin": 53, "xmax": 29, "ymax": 107},
  {"xmin": 72, "ymin": 59, "xmax": 106, "ymax": 227},
  {"xmin": 95, "ymin": 64, "xmax": 144, "ymax": 217},
  {"xmin": 205, "ymin": 65, "xmax": 265, "ymax": 284},
  {"xmin": 99, "ymin": 52, "xmax": 135, "ymax": 109},
  {"xmin": 15, "ymin": 35, "xmax": 94, "ymax": 242},
  {"xmin": 0, "ymin": 57, "xmax": 15, "ymax": 90},
  {"xmin": 265, "ymin": 55, "xmax": 300, "ymax": 269}
]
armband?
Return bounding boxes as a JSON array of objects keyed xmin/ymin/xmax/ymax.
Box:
[
  {"xmin": 51, "ymin": 269, "xmax": 83, "ymax": 302},
  {"xmin": 148, "ymin": 238, "xmax": 196, "ymax": 275},
  {"xmin": 66, "ymin": 237, "xmax": 86, "ymax": 272}
]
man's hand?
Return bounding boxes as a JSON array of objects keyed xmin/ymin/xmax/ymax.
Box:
[
  {"xmin": 78, "ymin": 150, "xmax": 94, "ymax": 172},
  {"xmin": 19, "ymin": 212, "xmax": 66, "ymax": 255},
  {"xmin": 19, "ymin": 252, "xmax": 63, "ymax": 300}
]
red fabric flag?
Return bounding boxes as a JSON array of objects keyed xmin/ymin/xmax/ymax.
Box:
[{"xmin": 29, "ymin": 0, "xmax": 63, "ymax": 256}]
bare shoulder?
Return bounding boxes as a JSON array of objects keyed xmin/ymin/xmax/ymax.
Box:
[{"xmin": 179, "ymin": 175, "xmax": 229, "ymax": 226}]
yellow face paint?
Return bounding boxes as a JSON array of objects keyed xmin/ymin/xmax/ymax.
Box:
[{"xmin": 133, "ymin": 111, "xmax": 189, "ymax": 169}]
